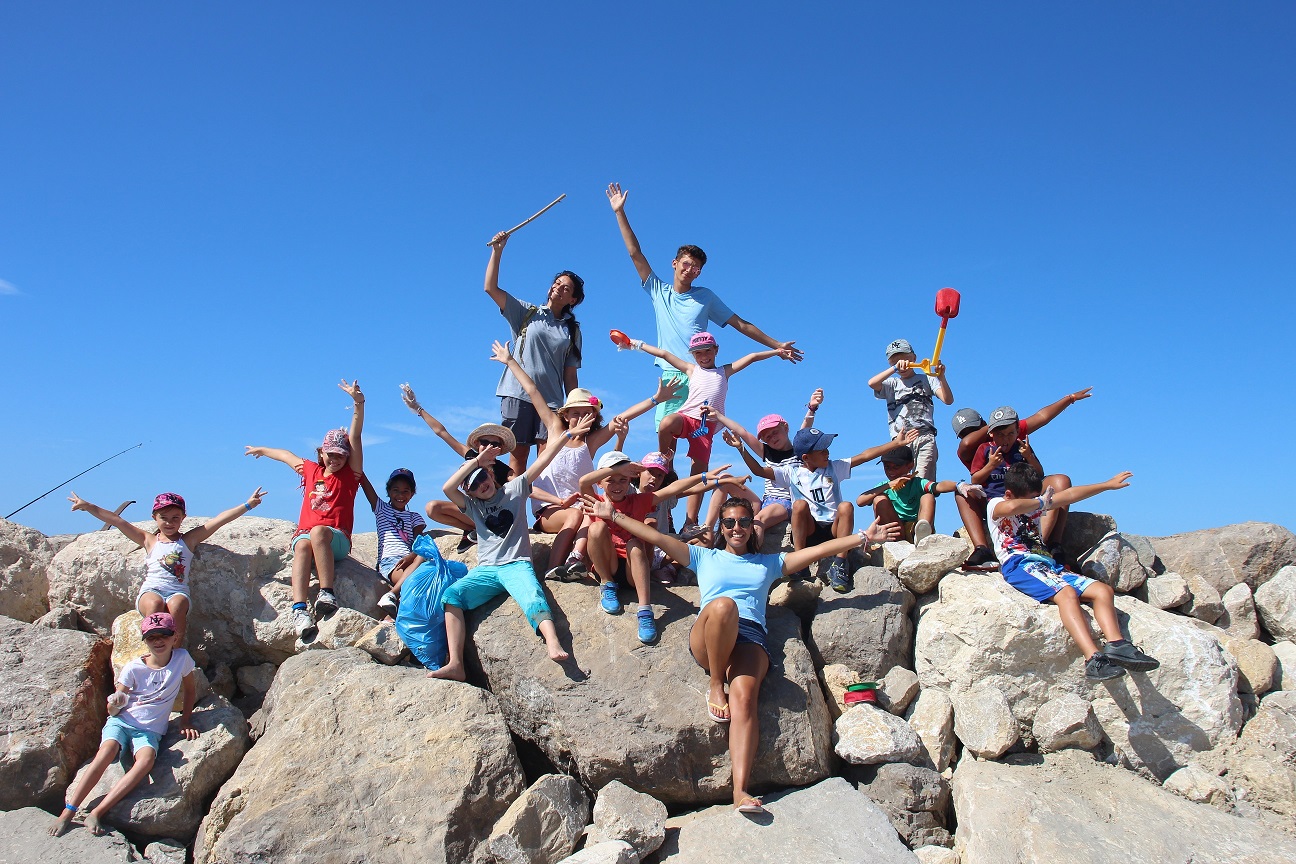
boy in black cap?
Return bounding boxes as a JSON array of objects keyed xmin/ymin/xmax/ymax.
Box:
[{"xmin": 856, "ymin": 445, "xmax": 984, "ymax": 544}]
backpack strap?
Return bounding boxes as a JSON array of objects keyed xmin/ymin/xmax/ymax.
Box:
[{"xmin": 513, "ymin": 305, "xmax": 540, "ymax": 358}]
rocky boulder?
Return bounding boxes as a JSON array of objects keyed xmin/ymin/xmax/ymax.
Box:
[
  {"xmin": 1179, "ymin": 573, "xmax": 1224, "ymax": 624},
  {"xmin": 1142, "ymin": 571, "xmax": 1189, "ymax": 610},
  {"xmin": 1273, "ymin": 640, "xmax": 1296, "ymax": 690},
  {"xmin": 834, "ymin": 705, "xmax": 924, "ymax": 766},
  {"xmin": 1220, "ymin": 583, "xmax": 1261, "ymax": 640},
  {"xmin": 858, "ymin": 763, "xmax": 952, "ymax": 850},
  {"xmin": 588, "ymin": 780, "xmax": 667, "ymax": 858},
  {"xmin": 951, "ymin": 685, "xmax": 1019, "ymax": 759},
  {"xmin": 1256, "ymin": 565, "xmax": 1296, "ymax": 641},
  {"xmin": 194, "ymin": 648, "xmax": 525, "ymax": 864},
  {"xmin": 1149, "ymin": 522, "xmax": 1296, "ymax": 594},
  {"xmin": 1076, "ymin": 531, "xmax": 1155, "ymax": 592},
  {"xmin": 905, "ymin": 689, "xmax": 955, "ymax": 772},
  {"xmin": 475, "ymin": 773, "xmax": 589, "ymax": 864},
  {"xmin": 809, "ymin": 565, "xmax": 915, "ymax": 681},
  {"xmin": 0, "ymin": 517, "xmax": 58, "ymax": 622},
  {"xmin": 1032, "ymin": 693, "xmax": 1103, "ymax": 753},
  {"xmin": 558, "ymin": 842, "xmax": 637, "ymax": 864},
  {"xmin": 1220, "ymin": 690, "xmax": 1296, "ymax": 819},
  {"xmin": 1162, "ymin": 763, "xmax": 1233, "ymax": 809},
  {"xmin": 896, "ymin": 535, "xmax": 969, "ymax": 595},
  {"xmin": 1058, "ymin": 511, "xmax": 1117, "ymax": 564},
  {"xmin": 0, "ymin": 806, "xmax": 144, "ymax": 863},
  {"xmin": 0, "ymin": 615, "xmax": 113, "ymax": 810},
  {"xmin": 464, "ymin": 582, "xmax": 832, "ymax": 806}
]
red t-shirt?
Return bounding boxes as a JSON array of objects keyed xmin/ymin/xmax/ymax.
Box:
[
  {"xmin": 296, "ymin": 460, "xmax": 360, "ymax": 538},
  {"xmin": 597, "ymin": 491, "xmax": 657, "ymax": 556}
]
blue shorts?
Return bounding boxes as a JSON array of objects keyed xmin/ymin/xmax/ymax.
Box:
[
  {"xmin": 654, "ymin": 371, "xmax": 690, "ymax": 429},
  {"xmin": 377, "ymin": 555, "xmax": 403, "ymax": 582},
  {"xmin": 102, "ymin": 715, "xmax": 161, "ymax": 755},
  {"xmin": 291, "ymin": 527, "xmax": 350, "ymax": 561},
  {"xmin": 760, "ymin": 495, "xmax": 791, "ymax": 513},
  {"xmin": 442, "ymin": 559, "xmax": 552, "ymax": 633},
  {"xmin": 692, "ymin": 615, "xmax": 771, "ymax": 667},
  {"xmin": 1002, "ymin": 554, "xmax": 1095, "ymax": 603}
]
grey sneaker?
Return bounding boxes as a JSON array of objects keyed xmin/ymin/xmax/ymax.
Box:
[
  {"xmin": 561, "ymin": 555, "xmax": 588, "ymax": 582},
  {"xmin": 315, "ymin": 589, "xmax": 339, "ymax": 617},
  {"xmin": 1101, "ymin": 641, "xmax": 1160, "ymax": 672},
  {"xmin": 544, "ymin": 563, "xmax": 569, "ymax": 581},
  {"xmin": 293, "ymin": 607, "xmax": 317, "ymax": 640},
  {"xmin": 914, "ymin": 519, "xmax": 933, "ymax": 544},
  {"xmin": 1084, "ymin": 653, "xmax": 1127, "ymax": 681}
]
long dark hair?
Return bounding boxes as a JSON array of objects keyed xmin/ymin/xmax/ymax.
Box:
[
  {"xmin": 713, "ymin": 497, "xmax": 760, "ymax": 555},
  {"xmin": 554, "ymin": 270, "xmax": 584, "ymax": 362}
]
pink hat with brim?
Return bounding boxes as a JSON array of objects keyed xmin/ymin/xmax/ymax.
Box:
[
  {"xmin": 152, "ymin": 492, "xmax": 186, "ymax": 514},
  {"xmin": 141, "ymin": 611, "xmax": 176, "ymax": 637},
  {"xmin": 688, "ymin": 332, "xmax": 718, "ymax": 351},
  {"xmin": 756, "ymin": 414, "xmax": 787, "ymax": 436},
  {"xmin": 320, "ymin": 428, "xmax": 352, "ymax": 456},
  {"xmin": 641, "ymin": 452, "xmax": 669, "ymax": 473}
]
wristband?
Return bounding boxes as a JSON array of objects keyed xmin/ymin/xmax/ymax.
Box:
[
  {"xmin": 650, "ymin": 397, "xmax": 658, "ymax": 405},
  {"xmin": 63, "ymin": 804, "xmax": 77, "ymax": 814},
  {"xmin": 244, "ymin": 502, "xmax": 253, "ymax": 511},
  {"xmin": 564, "ymin": 431, "xmax": 572, "ymax": 440}
]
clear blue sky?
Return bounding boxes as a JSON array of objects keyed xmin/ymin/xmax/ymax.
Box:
[{"xmin": 3, "ymin": 3, "xmax": 1293, "ymax": 540}]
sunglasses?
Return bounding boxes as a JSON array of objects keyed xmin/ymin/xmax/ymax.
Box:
[
  {"xmin": 720, "ymin": 517, "xmax": 754, "ymax": 529},
  {"xmin": 477, "ymin": 438, "xmax": 505, "ymax": 449}
]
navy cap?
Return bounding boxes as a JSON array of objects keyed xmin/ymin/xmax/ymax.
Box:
[
  {"xmin": 386, "ymin": 467, "xmax": 416, "ymax": 493},
  {"xmin": 793, "ymin": 428, "xmax": 837, "ymax": 458}
]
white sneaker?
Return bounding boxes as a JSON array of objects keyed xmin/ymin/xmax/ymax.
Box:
[
  {"xmin": 377, "ymin": 591, "xmax": 400, "ymax": 616},
  {"xmin": 914, "ymin": 519, "xmax": 933, "ymax": 544},
  {"xmin": 293, "ymin": 607, "xmax": 317, "ymax": 640}
]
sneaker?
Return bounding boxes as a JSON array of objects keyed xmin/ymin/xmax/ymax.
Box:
[
  {"xmin": 377, "ymin": 591, "xmax": 400, "ymax": 617},
  {"xmin": 678, "ymin": 523, "xmax": 708, "ymax": 541},
  {"xmin": 1101, "ymin": 641, "xmax": 1160, "ymax": 672},
  {"xmin": 456, "ymin": 530, "xmax": 477, "ymax": 553},
  {"xmin": 827, "ymin": 558, "xmax": 851, "ymax": 594},
  {"xmin": 544, "ymin": 563, "xmax": 569, "ymax": 581},
  {"xmin": 315, "ymin": 589, "xmax": 339, "ymax": 617},
  {"xmin": 292, "ymin": 607, "xmax": 317, "ymax": 641},
  {"xmin": 600, "ymin": 582, "xmax": 623, "ymax": 615},
  {"xmin": 914, "ymin": 519, "xmax": 933, "ymax": 544},
  {"xmin": 1084, "ymin": 653, "xmax": 1127, "ymax": 681},
  {"xmin": 637, "ymin": 609, "xmax": 658, "ymax": 644},
  {"xmin": 562, "ymin": 555, "xmax": 588, "ymax": 582},
  {"xmin": 964, "ymin": 545, "xmax": 999, "ymax": 571}
]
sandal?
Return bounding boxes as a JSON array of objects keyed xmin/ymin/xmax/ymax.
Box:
[
  {"xmin": 707, "ymin": 700, "xmax": 730, "ymax": 723},
  {"xmin": 736, "ymin": 796, "xmax": 767, "ymax": 815}
]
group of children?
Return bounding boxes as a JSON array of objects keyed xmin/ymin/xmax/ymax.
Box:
[{"xmin": 49, "ymin": 184, "xmax": 1157, "ymax": 834}]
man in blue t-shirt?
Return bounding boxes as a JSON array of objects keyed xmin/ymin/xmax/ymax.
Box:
[{"xmin": 606, "ymin": 182, "xmax": 803, "ymax": 427}]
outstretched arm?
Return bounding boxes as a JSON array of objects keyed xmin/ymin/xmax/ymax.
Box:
[
  {"xmin": 630, "ymin": 338, "xmax": 693, "ymax": 375},
  {"xmin": 656, "ymin": 464, "xmax": 737, "ymax": 503},
  {"xmin": 711, "ymin": 411, "xmax": 760, "ymax": 451},
  {"xmin": 727, "ymin": 344, "xmax": 798, "ymax": 374},
  {"xmin": 443, "ymin": 444, "xmax": 505, "ymax": 511},
  {"xmin": 1024, "ymin": 387, "xmax": 1092, "ymax": 433},
  {"xmin": 610, "ymin": 377, "xmax": 683, "ymax": 430},
  {"xmin": 802, "ymin": 388, "xmax": 824, "ymax": 429},
  {"xmin": 340, "ymin": 379, "xmax": 365, "ymax": 474},
  {"xmin": 584, "ymin": 495, "xmax": 691, "ymax": 566},
  {"xmin": 782, "ymin": 518, "xmax": 902, "ymax": 574},
  {"xmin": 67, "ymin": 492, "xmax": 149, "ymax": 547},
  {"xmin": 484, "ymin": 232, "xmax": 510, "ymax": 311},
  {"xmin": 847, "ymin": 427, "xmax": 920, "ymax": 468},
  {"xmin": 606, "ymin": 183, "xmax": 652, "ymax": 282},
  {"xmin": 721, "ymin": 429, "xmax": 773, "ymax": 479},
  {"xmin": 992, "ymin": 473, "xmax": 1132, "ymax": 518},
  {"xmin": 525, "ymin": 412, "xmax": 595, "ymax": 484},
  {"xmin": 184, "ymin": 487, "xmax": 266, "ymax": 545},
  {"xmin": 244, "ymin": 446, "xmax": 305, "ymax": 473},
  {"xmin": 724, "ymin": 314, "xmax": 803, "ymax": 362},
  {"xmin": 401, "ymin": 383, "xmax": 470, "ymax": 458}
]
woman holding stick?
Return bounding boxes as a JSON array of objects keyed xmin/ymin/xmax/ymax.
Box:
[{"xmin": 582, "ymin": 494, "xmax": 901, "ymax": 815}]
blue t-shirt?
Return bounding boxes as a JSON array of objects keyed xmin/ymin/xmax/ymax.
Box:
[
  {"xmin": 688, "ymin": 545, "xmax": 786, "ymax": 630},
  {"xmin": 642, "ymin": 272, "xmax": 735, "ymax": 373}
]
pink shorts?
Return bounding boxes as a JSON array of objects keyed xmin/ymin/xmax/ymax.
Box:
[{"xmin": 676, "ymin": 415, "xmax": 716, "ymax": 462}]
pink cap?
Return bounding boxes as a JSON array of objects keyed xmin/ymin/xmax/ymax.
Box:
[
  {"xmin": 688, "ymin": 332, "xmax": 718, "ymax": 351},
  {"xmin": 756, "ymin": 414, "xmax": 787, "ymax": 436},
  {"xmin": 641, "ymin": 451, "xmax": 669, "ymax": 472},
  {"xmin": 140, "ymin": 611, "xmax": 176, "ymax": 637},
  {"xmin": 320, "ymin": 428, "xmax": 351, "ymax": 456},
  {"xmin": 151, "ymin": 492, "xmax": 186, "ymax": 514}
]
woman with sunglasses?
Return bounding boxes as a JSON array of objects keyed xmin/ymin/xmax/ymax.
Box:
[{"xmin": 582, "ymin": 494, "xmax": 901, "ymax": 816}]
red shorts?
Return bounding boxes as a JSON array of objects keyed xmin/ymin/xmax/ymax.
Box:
[{"xmin": 676, "ymin": 415, "xmax": 716, "ymax": 462}]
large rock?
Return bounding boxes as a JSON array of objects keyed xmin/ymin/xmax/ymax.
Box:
[
  {"xmin": 1143, "ymin": 571, "xmax": 1189, "ymax": 610},
  {"xmin": 1076, "ymin": 531, "xmax": 1155, "ymax": 592},
  {"xmin": 809, "ymin": 565, "xmax": 915, "ymax": 681},
  {"xmin": 879, "ymin": 666, "xmax": 921, "ymax": 715},
  {"xmin": 0, "ymin": 615, "xmax": 113, "ymax": 810},
  {"xmin": 0, "ymin": 806, "xmax": 143, "ymax": 863},
  {"xmin": 1224, "ymin": 636, "xmax": 1279, "ymax": 696},
  {"xmin": 1032, "ymin": 693, "xmax": 1103, "ymax": 753},
  {"xmin": 194, "ymin": 648, "xmax": 525, "ymax": 864},
  {"xmin": 655, "ymin": 777, "xmax": 918, "ymax": 863},
  {"xmin": 951, "ymin": 685, "xmax": 1019, "ymax": 759},
  {"xmin": 1221, "ymin": 690, "xmax": 1296, "ymax": 819},
  {"xmin": 475, "ymin": 773, "xmax": 589, "ymax": 864},
  {"xmin": 820, "ymin": 663, "xmax": 858, "ymax": 719},
  {"xmin": 881, "ymin": 541, "xmax": 915, "ymax": 574},
  {"xmin": 859, "ymin": 763, "xmax": 952, "ymax": 850},
  {"xmin": 45, "ymin": 517, "xmax": 389, "ymax": 668},
  {"xmin": 465, "ymin": 582, "xmax": 832, "ymax": 806},
  {"xmin": 1058, "ymin": 511, "xmax": 1117, "ymax": 564},
  {"xmin": 588, "ymin": 780, "xmax": 667, "ymax": 858},
  {"xmin": 1273, "ymin": 641, "xmax": 1296, "ymax": 690},
  {"xmin": 1179, "ymin": 574, "xmax": 1224, "ymax": 624},
  {"xmin": 834, "ymin": 705, "xmax": 924, "ymax": 766},
  {"xmin": 897, "ymin": 535, "xmax": 970, "ymax": 595},
  {"xmin": 905, "ymin": 689, "xmax": 955, "ymax": 772},
  {"xmin": 953, "ymin": 750, "xmax": 1296, "ymax": 863},
  {"xmin": 1149, "ymin": 522, "xmax": 1296, "ymax": 594},
  {"xmin": 1256, "ymin": 565, "xmax": 1296, "ymax": 641},
  {"xmin": 1162, "ymin": 764, "xmax": 1232, "ymax": 809},
  {"xmin": 1220, "ymin": 583, "xmax": 1261, "ymax": 640},
  {"xmin": 0, "ymin": 517, "xmax": 58, "ymax": 622},
  {"xmin": 557, "ymin": 842, "xmax": 637, "ymax": 864},
  {"xmin": 75, "ymin": 695, "xmax": 249, "ymax": 841}
]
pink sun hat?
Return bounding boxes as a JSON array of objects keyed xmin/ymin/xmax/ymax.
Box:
[{"xmin": 756, "ymin": 414, "xmax": 787, "ymax": 436}]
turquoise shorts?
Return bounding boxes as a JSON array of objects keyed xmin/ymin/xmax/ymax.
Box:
[
  {"xmin": 102, "ymin": 715, "xmax": 161, "ymax": 755},
  {"xmin": 654, "ymin": 370, "xmax": 690, "ymax": 429},
  {"xmin": 291, "ymin": 527, "xmax": 351, "ymax": 560},
  {"xmin": 442, "ymin": 559, "xmax": 552, "ymax": 633}
]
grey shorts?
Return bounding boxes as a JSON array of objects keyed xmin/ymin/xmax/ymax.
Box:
[{"xmin": 500, "ymin": 397, "xmax": 549, "ymax": 446}]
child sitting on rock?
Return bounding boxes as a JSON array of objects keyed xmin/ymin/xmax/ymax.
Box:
[
  {"xmin": 67, "ymin": 487, "xmax": 265, "ymax": 645},
  {"xmin": 426, "ymin": 407, "xmax": 597, "ymax": 681},
  {"xmin": 245, "ymin": 379, "xmax": 365, "ymax": 640},
  {"xmin": 620, "ymin": 329, "xmax": 797, "ymax": 537},
  {"xmin": 49, "ymin": 612, "xmax": 197, "ymax": 838},
  {"xmin": 855, "ymin": 444, "xmax": 984, "ymax": 544},
  {"xmin": 359, "ymin": 468, "xmax": 426, "ymax": 618},
  {"xmin": 867, "ymin": 338, "xmax": 953, "ymax": 480},
  {"xmin": 989, "ymin": 463, "xmax": 1158, "ymax": 681}
]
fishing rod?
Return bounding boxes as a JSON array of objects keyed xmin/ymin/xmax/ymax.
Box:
[{"xmin": 5, "ymin": 443, "xmax": 144, "ymax": 520}]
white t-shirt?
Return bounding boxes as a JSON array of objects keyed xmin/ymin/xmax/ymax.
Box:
[
  {"xmin": 986, "ymin": 497, "xmax": 1049, "ymax": 566},
  {"xmin": 118, "ymin": 648, "xmax": 196, "ymax": 735},
  {"xmin": 531, "ymin": 443, "xmax": 594, "ymax": 519},
  {"xmin": 772, "ymin": 459, "xmax": 852, "ymax": 523},
  {"xmin": 373, "ymin": 500, "xmax": 426, "ymax": 562},
  {"xmin": 679, "ymin": 365, "xmax": 728, "ymax": 419}
]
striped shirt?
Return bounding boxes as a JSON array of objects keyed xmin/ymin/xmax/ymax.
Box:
[
  {"xmin": 374, "ymin": 500, "xmax": 425, "ymax": 562},
  {"xmin": 679, "ymin": 365, "xmax": 729, "ymax": 419}
]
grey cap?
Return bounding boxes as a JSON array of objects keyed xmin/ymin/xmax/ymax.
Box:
[
  {"xmin": 986, "ymin": 406, "xmax": 1019, "ymax": 431},
  {"xmin": 952, "ymin": 408, "xmax": 985, "ymax": 437},
  {"xmin": 885, "ymin": 338, "xmax": 914, "ymax": 358}
]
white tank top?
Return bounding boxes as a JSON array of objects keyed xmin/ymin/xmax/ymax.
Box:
[
  {"xmin": 532, "ymin": 443, "xmax": 595, "ymax": 518},
  {"xmin": 679, "ymin": 365, "xmax": 729, "ymax": 419},
  {"xmin": 141, "ymin": 537, "xmax": 194, "ymax": 595}
]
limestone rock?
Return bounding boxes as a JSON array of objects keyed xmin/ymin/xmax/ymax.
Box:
[
  {"xmin": 1256, "ymin": 565, "xmax": 1296, "ymax": 641},
  {"xmin": 767, "ymin": 576, "xmax": 821, "ymax": 620},
  {"xmin": 194, "ymin": 648, "xmax": 525, "ymax": 864},
  {"xmin": 557, "ymin": 842, "xmax": 637, "ymax": 864},
  {"xmin": 951, "ymin": 686, "xmax": 1018, "ymax": 759},
  {"xmin": 1220, "ymin": 583, "xmax": 1261, "ymax": 640},
  {"xmin": 1163, "ymin": 764, "xmax": 1232, "ymax": 809},
  {"xmin": 46, "ymin": 517, "xmax": 389, "ymax": 669},
  {"xmin": 1058, "ymin": 511, "xmax": 1117, "ymax": 564},
  {"xmin": 1076, "ymin": 531, "xmax": 1155, "ymax": 592},
  {"xmin": 1032, "ymin": 693, "xmax": 1103, "ymax": 753},
  {"xmin": 913, "ymin": 848, "xmax": 959, "ymax": 864},
  {"xmin": 588, "ymin": 780, "xmax": 667, "ymax": 858},
  {"xmin": 1222, "ymin": 690, "xmax": 1296, "ymax": 819},
  {"xmin": 834, "ymin": 705, "xmax": 924, "ymax": 766},
  {"xmin": 207, "ymin": 663, "xmax": 234, "ymax": 699},
  {"xmin": 0, "ymin": 517, "xmax": 57, "ymax": 622},
  {"xmin": 1143, "ymin": 571, "xmax": 1190, "ymax": 610},
  {"xmin": 654, "ymin": 777, "xmax": 918, "ymax": 863},
  {"xmin": 1273, "ymin": 641, "xmax": 1296, "ymax": 690},
  {"xmin": 1180, "ymin": 574, "xmax": 1224, "ymax": 624},
  {"xmin": 809, "ymin": 565, "xmax": 915, "ymax": 681},
  {"xmin": 881, "ymin": 540, "xmax": 915, "ymax": 574},
  {"xmin": 0, "ymin": 806, "xmax": 143, "ymax": 863},
  {"xmin": 143, "ymin": 839, "xmax": 187, "ymax": 864},
  {"xmin": 475, "ymin": 773, "xmax": 589, "ymax": 864},
  {"xmin": 905, "ymin": 688, "xmax": 956, "ymax": 772},
  {"xmin": 1149, "ymin": 522, "xmax": 1296, "ymax": 594},
  {"xmin": 860, "ymin": 763, "xmax": 952, "ymax": 850},
  {"xmin": 466, "ymin": 583, "xmax": 831, "ymax": 806},
  {"xmin": 821, "ymin": 663, "xmax": 859, "ymax": 719},
  {"xmin": 880, "ymin": 666, "xmax": 921, "ymax": 715},
  {"xmin": 953, "ymin": 750, "xmax": 1296, "ymax": 863},
  {"xmin": 898, "ymin": 535, "xmax": 970, "ymax": 595},
  {"xmin": 306, "ymin": 606, "xmax": 382, "ymax": 649},
  {"xmin": 76, "ymin": 695, "xmax": 249, "ymax": 841},
  {"xmin": 234, "ymin": 662, "xmax": 276, "ymax": 713},
  {"xmin": 35, "ymin": 604, "xmax": 83, "ymax": 630},
  {"xmin": 1223, "ymin": 636, "xmax": 1279, "ymax": 696},
  {"xmin": 0, "ymin": 615, "xmax": 113, "ymax": 810}
]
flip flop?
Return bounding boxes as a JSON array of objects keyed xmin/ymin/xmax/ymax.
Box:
[
  {"xmin": 707, "ymin": 700, "xmax": 730, "ymax": 723},
  {"xmin": 736, "ymin": 796, "xmax": 767, "ymax": 815}
]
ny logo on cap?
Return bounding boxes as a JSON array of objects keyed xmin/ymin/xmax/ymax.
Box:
[{"xmin": 147, "ymin": 614, "xmax": 168, "ymax": 628}]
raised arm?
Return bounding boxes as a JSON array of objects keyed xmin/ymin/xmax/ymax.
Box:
[
  {"xmin": 525, "ymin": 412, "xmax": 595, "ymax": 484},
  {"xmin": 847, "ymin": 427, "xmax": 920, "ymax": 468},
  {"xmin": 782, "ymin": 518, "xmax": 902, "ymax": 574},
  {"xmin": 183, "ymin": 487, "xmax": 266, "ymax": 545},
  {"xmin": 358, "ymin": 472, "xmax": 380, "ymax": 511},
  {"xmin": 584, "ymin": 495, "xmax": 691, "ymax": 566},
  {"xmin": 970, "ymin": 446, "xmax": 1003, "ymax": 486},
  {"xmin": 340, "ymin": 379, "xmax": 365, "ymax": 474},
  {"xmin": 866, "ymin": 365, "xmax": 895, "ymax": 393},
  {"xmin": 656, "ymin": 464, "xmax": 735, "ymax": 503},
  {"xmin": 929, "ymin": 363, "xmax": 954, "ymax": 405},
  {"xmin": 721, "ymin": 429, "xmax": 773, "ymax": 479},
  {"xmin": 605, "ymin": 183, "xmax": 652, "ymax": 282},
  {"xmin": 244, "ymin": 446, "xmax": 305, "ymax": 472},
  {"xmin": 67, "ymin": 492, "xmax": 149, "ymax": 547},
  {"xmin": 610, "ymin": 377, "xmax": 684, "ymax": 431},
  {"xmin": 484, "ymin": 232, "xmax": 510, "ymax": 311},
  {"xmin": 724, "ymin": 314, "xmax": 803, "ymax": 362},
  {"xmin": 711, "ymin": 411, "xmax": 760, "ymax": 451},
  {"xmin": 1024, "ymin": 387, "xmax": 1092, "ymax": 433},
  {"xmin": 630, "ymin": 338, "xmax": 692, "ymax": 375},
  {"xmin": 727, "ymin": 344, "xmax": 798, "ymax": 375},
  {"xmin": 579, "ymin": 458, "xmax": 644, "ymax": 497},
  {"xmin": 992, "ymin": 472, "xmax": 1132, "ymax": 518},
  {"xmin": 802, "ymin": 388, "xmax": 824, "ymax": 429},
  {"xmin": 443, "ymin": 445, "xmax": 505, "ymax": 510},
  {"xmin": 401, "ymin": 383, "xmax": 470, "ymax": 458},
  {"xmin": 489, "ymin": 340, "xmax": 561, "ymax": 436}
]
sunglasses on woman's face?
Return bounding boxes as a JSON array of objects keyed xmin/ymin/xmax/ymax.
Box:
[{"xmin": 721, "ymin": 517, "xmax": 754, "ymax": 529}]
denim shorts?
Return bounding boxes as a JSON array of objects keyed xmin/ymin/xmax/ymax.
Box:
[
  {"xmin": 377, "ymin": 555, "xmax": 403, "ymax": 582},
  {"xmin": 291, "ymin": 527, "xmax": 350, "ymax": 561},
  {"xmin": 102, "ymin": 715, "xmax": 162, "ymax": 755}
]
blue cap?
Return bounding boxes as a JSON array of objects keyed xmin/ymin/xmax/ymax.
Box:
[
  {"xmin": 793, "ymin": 428, "xmax": 837, "ymax": 458},
  {"xmin": 386, "ymin": 467, "xmax": 416, "ymax": 493}
]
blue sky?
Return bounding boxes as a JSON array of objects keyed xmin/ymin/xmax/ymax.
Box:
[{"xmin": 3, "ymin": 3, "xmax": 1293, "ymax": 541}]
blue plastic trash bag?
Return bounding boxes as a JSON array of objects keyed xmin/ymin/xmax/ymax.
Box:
[{"xmin": 395, "ymin": 534, "xmax": 469, "ymax": 670}]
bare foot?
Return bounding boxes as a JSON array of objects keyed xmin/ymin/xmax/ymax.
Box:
[
  {"xmin": 708, "ymin": 681, "xmax": 730, "ymax": 721},
  {"xmin": 84, "ymin": 811, "xmax": 105, "ymax": 836},
  {"xmin": 546, "ymin": 640, "xmax": 570, "ymax": 662},
  {"xmin": 426, "ymin": 663, "xmax": 465, "ymax": 681},
  {"xmin": 48, "ymin": 811, "xmax": 73, "ymax": 837}
]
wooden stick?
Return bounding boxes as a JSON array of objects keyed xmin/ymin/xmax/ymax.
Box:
[{"xmin": 487, "ymin": 194, "xmax": 567, "ymax": 245}]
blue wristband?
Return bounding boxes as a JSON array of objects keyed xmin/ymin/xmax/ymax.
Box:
[{"xmin": 244, "ymin": 502, "xmax": 253, "ymax": 511}]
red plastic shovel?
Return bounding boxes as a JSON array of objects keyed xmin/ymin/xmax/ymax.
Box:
[
  {"xmin": 913, "ymin": 287, "xmax": 961, "ymax": 374},
  {"xmin": 609, "ymin": 329, "xmax": 632, "ymax": 350}
]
